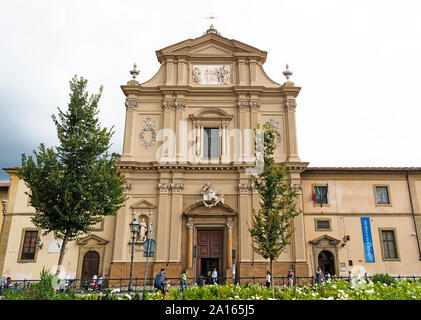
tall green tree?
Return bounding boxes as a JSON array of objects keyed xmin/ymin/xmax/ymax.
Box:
[
  {"xmin": 249, "ymin": 123, "xmax": 301, "ymax": 292},
  {"xmin": 18, "ymin": 76, "xmax": 126, "ymax": 276}
]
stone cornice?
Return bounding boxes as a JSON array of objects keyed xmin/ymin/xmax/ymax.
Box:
[
  {"xmin": 120, "ymin": 84, "xmax": 286, "ymax": 97},
  {"xmin": 117, "ymin": 161, "xmax": 257, "ymax": 172}
]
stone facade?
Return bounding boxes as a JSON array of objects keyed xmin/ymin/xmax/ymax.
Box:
[{"xmin": 1, "ymin": 29, "xmax": 420, "ymax": 282}]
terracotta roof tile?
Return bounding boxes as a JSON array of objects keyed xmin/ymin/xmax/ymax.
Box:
[{"xmin": 305, "ymin": 167, "xmax": 421, "ymax": 172}]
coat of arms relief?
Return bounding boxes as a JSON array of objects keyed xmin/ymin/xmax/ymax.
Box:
[
  {"xmin": 200, "ymin": 183, "xmax": 225, "ymax": 208},
  {"xmin": 140, "ymin": 117, "xmax": 157, "ymax": 149}
]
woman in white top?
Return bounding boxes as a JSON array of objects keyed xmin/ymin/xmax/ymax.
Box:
[{"xmin": 211, "ymin": 268, "xmax": 218, "ymax": 284}]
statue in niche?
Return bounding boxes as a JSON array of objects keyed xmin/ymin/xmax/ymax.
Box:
[{"xmin": 136, "ymin": 218, "xmax": 148, "ymax": 243}]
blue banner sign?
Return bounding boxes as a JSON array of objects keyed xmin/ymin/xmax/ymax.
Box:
[{"xmin": 361, "ymin": 217, "xmax": 375, "ymax": 263}]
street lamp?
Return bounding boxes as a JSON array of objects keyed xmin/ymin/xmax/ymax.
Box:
[{"xmin": 129, "ymin": 214, "xmax": 140, "ymax": 294}]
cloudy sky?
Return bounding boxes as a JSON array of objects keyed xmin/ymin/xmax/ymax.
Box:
[{"xmin": 1, "ymin": 0, "xmax": 421, "ymax": 182}]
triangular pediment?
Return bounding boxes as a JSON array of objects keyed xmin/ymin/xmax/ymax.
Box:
[
  {"xmin": 309, "ymin": 235, "xmax": 341, "ymax": 246},
  {"xmin": 156, "ymin": 33, "xmax": 267, "ymax": 63},
  {"xmin": 189, "ymin": 43, "xmax": 234, "ymax": 55},
  {"xmin": 77, "ymin": 234, "xmax": 109, "ymax": 246},
  {"xmin": 131, "ymin": 199, "xmax": 156, "ymax": 209}
]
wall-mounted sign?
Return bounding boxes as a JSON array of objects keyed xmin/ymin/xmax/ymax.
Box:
[
  {"xmin": 361, "ymin": 217, "xmax": 375, "ymax": 263},
  {"xmin": 48, "ymin": 241, "xmax": 62, "ymax": 253}
]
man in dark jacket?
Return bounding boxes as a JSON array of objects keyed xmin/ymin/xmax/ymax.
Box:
[{"xmin": 155, "ymin": 268, "xmax": 166, "ymax": 295}]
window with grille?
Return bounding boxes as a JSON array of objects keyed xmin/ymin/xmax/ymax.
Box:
[
  {"xmin": 20, "ymin": 230, "xmax": 38, "ymax": 261},
  {"xmin": 381, "ymin": 230, "xmax": 398, "ymax": 259},
  {"xmin": 316, "ymin": 219, "xmax": 330, "ymax": 230},
  {"xmin": 376, "ymin": 186, "xmax": 390, "ymax": 204},
  {"xmin": 203, "ymin": 128, "xmax": 219, "ymax": 158}
]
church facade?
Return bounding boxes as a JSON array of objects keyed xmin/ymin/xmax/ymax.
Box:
[{"xmin": 1, "ymin": 28, "xmax": 420, "ymax": 283}]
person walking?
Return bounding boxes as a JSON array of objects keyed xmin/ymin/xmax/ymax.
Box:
[
  {"xmin": 154, "ymin": 268, "xmax": 167, "ymax": 295},
  {"xmin": 315, "ymin": 267, "xmax": 324, "ymax": 284},
  {"xmin": 265, "ymin": 271, "xmax": 271, "ymax": 288},
  {"xmin": 180, "ymin": 270, "xmax": 188, "ymax": 292},
  {"xmin": 211, "ymin": 268, "xmax": 218, "ymax": 285},
  {"xmin": 287, "ymin": 269, "xmax": 295, "ymax": 286}
]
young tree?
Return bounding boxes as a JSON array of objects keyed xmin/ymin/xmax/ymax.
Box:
[
  {"xmin": 18, "ymin": 76, "xmax": 126, "ymax": 276},
  {"xmin": 249, "ymin": 123, "xmax": 301, "ymax": 293}
]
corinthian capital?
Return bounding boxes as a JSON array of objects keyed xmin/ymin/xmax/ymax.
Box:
[
  {"xmin": 162, "ymin": 100, "xmax": 175, "ymax": 112},
  {"xmin": 236, "ymin": 101, "xmax": 248, "ymax": 111},
  {"xmin": 171, "ymin": 183, "xmax": 184, "ymax": 194},
  {"xmin": 175, "ymin": 101, "xmax": 186, "ymax": 111},
  {"xmin": 125, "ymin": 100, "xmax": 137, "ymax": 110},
  {"xmin": 249, "ymin": 101, "xmax": 260, "ymax": 111},
  {"xmin": 158, "ymin": 183, "xmax": 171, "ymax": 194},
  {"xmin": 285, "ymin": 101, "xmax": 297, "ymax": 111}
]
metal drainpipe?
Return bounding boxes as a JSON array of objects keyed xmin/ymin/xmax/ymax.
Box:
[{"xmin": 406, "ymin": 171, "xmax": 421, "ymax": 261}]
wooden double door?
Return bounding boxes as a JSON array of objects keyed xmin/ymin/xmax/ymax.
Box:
[{"xmin": 197, "ymin": 229, "xmax": 223, "ymax": 284}]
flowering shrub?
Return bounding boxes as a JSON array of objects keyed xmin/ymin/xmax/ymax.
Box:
[
  {"xmin": 2, "ymin": 278, "xmax": 420, "ymax": 300},
  {"xmin": 143, "ymin": 279, "xmax": 421, "ymax": 300}
]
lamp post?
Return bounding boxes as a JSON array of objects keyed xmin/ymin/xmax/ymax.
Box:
[{"xmin": 129, "ymin": 214, "xmax": 140, "ymax": 294}]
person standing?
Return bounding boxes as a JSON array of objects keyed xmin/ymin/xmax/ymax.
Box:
[
  {"xmin": 265, "ymin": 271, "xmax": 271, "ymax": 288},
  {"xmin": 180, "ymin": 270, "xmax": 188, "ymax": 292},
  {"xmin": 97, "ymin": 275, "xmax": 103, "ymax": 292},
  {"xmin": 287, "ymin": 269, "xmax": 295, "ymax": 286},
  {"xmin": 0, "ymin": 276, "xmax": 5, "ymax": 294},
  {"xmin": 315, "ymin": 267, "xmax": 324, "ymax": 284},
  {"xmin": 211, "ymin": 268, "xmax": 218, "ymax": 285},
  {"xmin": 347, "ymin": 270, "xmax": 353, "ymax": 283}
]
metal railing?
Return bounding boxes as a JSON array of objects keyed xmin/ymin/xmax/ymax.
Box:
[{"xmin": 1, "ymin": 275, "xmax": 420, "ymax": 296}]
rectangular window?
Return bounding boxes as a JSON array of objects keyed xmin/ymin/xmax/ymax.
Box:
[
  {"xmin": 376, "ymin": 186, "xmax": 390, "ymax": 204},
  {"xmin": 316, "ymin": 219, "xmax": 330, "ymax": 230},
  {"xmin": 313, "ymin": 186, "xmax": 328, "ymax": 204},
  {"xmin": 381, "ymin": 230, "xmax": 398, "ymax": 259},
  {"xmin": 203, "ymin": 128, "xmax": 219, "ymax": 158},
  {"xmin": 20, "ymin": 230, "xmax": 38, "ymax": 261}
]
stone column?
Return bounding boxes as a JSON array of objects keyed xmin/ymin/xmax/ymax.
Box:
[
  {"xmin": 161, "ymin": 99, "xmax": 175, "ymax": 162},
  {"xmin": 195, "ymin": 122, "xmax": 201, "ymax": 156},
  {"xmin": 238, "ymin": 179, "xmax": 252, "ymax": 263},
  {"xmin": 236, "ymin": 101, "xmax": 248, "ymax": 163},
  {"xmin": 187, "ymin": 219, "xmax": 194, "ymax": 269},
  {"xmin": 226, "ymin": 222, "xmax": 233, "ymax": 268},
  {"xmin": 169, "ymin": 182, "xmax": 184, "ymax": 262},
  {"xmin": 155, "ymin": 181, "xmax": 171, "ymax": 262},
  {"xmin": 175, "ymin": 101, "xmax": 186, "ymax": 163},
  {"xmin": 285, "ymin": 101, "xmax": 300, "ymax": 162},
  {"xmin": 122, "ymin": 99, "xmax": 137, "ymax": 160}
]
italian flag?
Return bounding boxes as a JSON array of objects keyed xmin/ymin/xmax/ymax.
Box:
[{"xmin": 312, "ymin": 185, "xmax": 321, "ymax": 202}]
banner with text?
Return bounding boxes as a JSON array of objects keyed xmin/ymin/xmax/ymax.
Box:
[{"xmin": 361, "ymin": 217, "xmax": 375, "ymax": 263}]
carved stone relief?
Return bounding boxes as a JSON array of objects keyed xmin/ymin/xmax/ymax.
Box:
[
  {"xmin": 192, "ymin": 65, "xmax": 230, "ymax": 85},
  {"xmin": 265, "ymin": 119, "xmax": 281, "ymax": 145}
]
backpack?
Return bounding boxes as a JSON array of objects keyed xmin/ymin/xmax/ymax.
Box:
[{"xmin": 154, "ymin": 273, "xmax": 162, "ymax": 288}]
